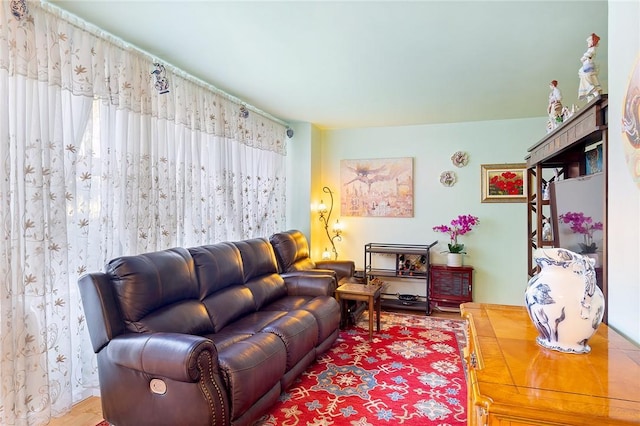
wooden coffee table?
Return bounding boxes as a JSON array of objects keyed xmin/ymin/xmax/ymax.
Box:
[{"xmin": 335, "ymin": 283, "xmax": 383, "ymax": 340}]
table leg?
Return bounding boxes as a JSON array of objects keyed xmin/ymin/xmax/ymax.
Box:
[
  {"xmin": 336, "ymin": 293, "xmax": 345, "ymax": 329},
  {"xmin": 376, "ymin": 294, "xmax": 381, "ymax": 332},
  {"xmin": 368, "ymin": 295, "xmax": 374, "ymax": 341}
]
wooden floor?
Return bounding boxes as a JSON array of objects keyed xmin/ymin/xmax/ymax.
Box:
[
  {"xmin": 47, "ymin": 396, "xmax": 103, "ymax": 426},
  {"xmin": 47, "ymin": 308, "xmax": 460, "ymax": 425}
]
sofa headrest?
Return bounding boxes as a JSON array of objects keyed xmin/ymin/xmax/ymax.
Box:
[
  {"xmin": 269, "ymin": 230, "xmax": 316, "ymax": 273},
  {"xmin": 233, "ymin": 238, "xmax": 287, "ymax": 310},
  {"xmin": 188, "ymin": 242, "xmax": 245, "ymax": 298},
  {"xmin": 233, "ymin": 238, "xmax": 279, "ymax": 283},
  {"xmin": 106, "ymin": 247, "xmax": 199, "ymax": 325}
]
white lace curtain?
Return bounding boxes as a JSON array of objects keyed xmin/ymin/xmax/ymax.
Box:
[{"xmin": 0, "ymin": 2, "xmax": 287, "ymax": 424}]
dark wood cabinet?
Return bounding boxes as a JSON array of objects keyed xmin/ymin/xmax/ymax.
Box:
[
  {"xmin": 429, "ymin": 264, "xmax": 473, "ymax": 312},
  {"xmin": 525, "ymin": 94, "xmax": 608, "ymax": 322}
]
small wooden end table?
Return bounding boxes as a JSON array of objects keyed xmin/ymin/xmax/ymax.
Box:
[{"xmin": 335, "ymin": 283, "xmax": 382, "ymax": 340}]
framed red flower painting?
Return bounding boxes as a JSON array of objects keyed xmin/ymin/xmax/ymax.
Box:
[{"xmin": 481, "ymin": 163, "xmax": 527, "ymax": 203}]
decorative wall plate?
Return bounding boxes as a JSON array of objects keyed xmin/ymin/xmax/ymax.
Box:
[
  {"xmin": 451, "ymin": 151, "xmax": 469, "ymax": 167},
  {"xmin": 440, "ymin": 170, "xmax": 457, "ymax": 187}
]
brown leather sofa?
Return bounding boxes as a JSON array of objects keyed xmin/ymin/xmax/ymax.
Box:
[
  {"xmin": 78, "ymin": 237, "xmax": 340, "ymax": 426},
  {"xmin": 269, "ymin": 229, "xmax": 366, "ymax": 325},
  {"xmin": 269, "ymin": 229, "xmax": 355, "ymax": 285}
]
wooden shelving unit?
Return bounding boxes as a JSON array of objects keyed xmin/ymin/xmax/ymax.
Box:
[{"xmin": 525, "ymin": 94, "xmax": 608, "ymax": 321}]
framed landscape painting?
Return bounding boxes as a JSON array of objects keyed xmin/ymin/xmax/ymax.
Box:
[
  {"xmin": 481, "ymin": 163, "xmax": 527, "ymax": 203},
  {"xmin": 340, "ymin": 157, "xmax": 414, "ymax": 217}
]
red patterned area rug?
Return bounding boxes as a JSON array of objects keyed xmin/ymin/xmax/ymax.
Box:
[{"xmin": 254, "ymin": 311, "xmax": 468, "ymax": 426}]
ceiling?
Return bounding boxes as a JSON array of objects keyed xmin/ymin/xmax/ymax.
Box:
[{"xmin": 45, "ymin": 1, "xmax": 608, "ymax": 129}]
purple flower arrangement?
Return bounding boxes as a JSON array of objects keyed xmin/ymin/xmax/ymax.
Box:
[
  {"xmin": 433, "ymin": 214, "xmax": 480, "ymax": 254},
  {"xmin": 558, "ymin": 211, "xmax": 603, "ymax": 253}
]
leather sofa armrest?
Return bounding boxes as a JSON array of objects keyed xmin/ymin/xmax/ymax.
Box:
[
  {"xmin": 108, "ymin": 333, "xmax": 219, "ymax": 382},
  {"xmin": 282, "ymin": 273, "xmax": 336, "ymax": 297},
  {"xmin": 288, "ymin": 268, "xmax": 338, "ymax": 279},
  {"xmin": 314, "ymin": 260, "xmax": 355, "ymax": 281}
]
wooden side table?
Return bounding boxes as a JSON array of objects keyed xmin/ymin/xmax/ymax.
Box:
[{"xmin": 335, "ymin": 283, "xmax": 382, "ymax": 341}]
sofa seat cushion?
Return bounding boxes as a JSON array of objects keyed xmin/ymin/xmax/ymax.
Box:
[
  {"xmin": 261, "ymin": 310, "xmax": 318, "ymax": 370},
  {"xmin": 300, "ymin": 297, "xmax": 341, "ymax": 346},
  {"xmin": 220, "ymin": 311, "xmax": 287, "ymax": 335},
  {"xmin": 217, "ymin": 332, "xmax": 286, "ymax": 420},
  {"xmin": 206, "ymin": 331, "xmax": 253, "ymax": 352},
  {"xmin": 264, "ymin": 296, "xmax": 341, "ymax": 346},
  {"xmin": 261, "ymin": 295, "xmax": 311, "ymax": 311}
]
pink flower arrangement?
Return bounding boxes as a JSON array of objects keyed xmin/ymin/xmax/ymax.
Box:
[
  {"xmin": 433, "ymin": 214, "xmax": 480, "ymax": 254},
  {"xmin": 558, "ymin": 211, "xmax": 603, "ymax": 253}
]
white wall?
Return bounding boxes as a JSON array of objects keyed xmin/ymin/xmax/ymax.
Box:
[
  {"xmin": 607, "ymin": 0, "xmax": 640, "ymax": 343},
  {"xmin": 313, "ymin": 117, "xmax": 545, "ymax": 306}
]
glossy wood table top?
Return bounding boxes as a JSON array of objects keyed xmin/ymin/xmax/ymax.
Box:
[
  {"xmin": 461, "ymin": 303, "xmax": 640, "ymax": 425},
  {"xmin": 336, "ymin": 282, "xmax": 383, "ymax": 297}
]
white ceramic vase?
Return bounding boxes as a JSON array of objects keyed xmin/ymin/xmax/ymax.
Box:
[
  {"xmin": 447, "ymin": 253, "xmax": 463, "ymax": 267},
  {"xmin": 524, "ymin": 248, "xmax": 605, "ymax": 354}
]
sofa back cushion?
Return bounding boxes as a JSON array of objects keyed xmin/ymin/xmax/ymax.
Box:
[
  {"xmin": 189, "ymin": 243, "xmax": 256, "ymax": 332},
  {"xmin": 233, "ymin": 238, "xmax": 287, "ymax": 309},
  {"xmin": 189, "ymin": 242, "xmax": 245, "ymax": 296},
  {"xmin": 269, "ymin": 230, "xmax": 317, "ymax": 273},
  {"xmin": 106, "ymin": 247, "xmax": 213, "ymax": 335}
]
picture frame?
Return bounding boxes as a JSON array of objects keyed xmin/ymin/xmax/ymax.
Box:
[
  {"xmin": 481, "ymin": 163, "xmax": 527, "ymax": 203},
  {"xmin": 340, "ymin": 157, "xmax": 414, "ymax": 217},
  {"xmin": 585, "ymin": 142, "xmax": 603, "ymax": 175}
]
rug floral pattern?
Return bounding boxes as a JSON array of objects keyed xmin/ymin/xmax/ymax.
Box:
[{"xmin": 255, "ymin": 312, "xmax": 467, "ymax": 425}]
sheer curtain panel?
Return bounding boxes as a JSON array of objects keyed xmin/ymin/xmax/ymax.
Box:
[{"xmin": 0, "ymin": 2, "xmax": 286, "ymax": 424}]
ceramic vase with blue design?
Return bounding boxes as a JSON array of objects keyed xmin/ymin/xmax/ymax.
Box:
[{"xmin": 525, "ymin": 248, "xmax": 605, "ymax": 354}]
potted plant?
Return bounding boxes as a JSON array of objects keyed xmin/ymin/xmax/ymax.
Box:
[
  {"xmin": 433, "ymin": 214, "xmax": 480, "ymax": 267},
  {"xmin": 558, "ymin": 211, "xmax": 603, "ymax": 266}
]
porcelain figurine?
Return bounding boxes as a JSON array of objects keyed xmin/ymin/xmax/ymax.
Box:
[
  {"xmin": 542, "ymin": 218, "xmax": 552, "ymax": 241},
  {"xmin": 547, "ymin": 80, "xmax": 564, "ymax": 132},
  {"xmin": 578, "ymin": 33, "xmax": 603, "ymax": 102}
]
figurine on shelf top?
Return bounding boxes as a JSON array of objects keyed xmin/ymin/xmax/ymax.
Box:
[
  {"xmin": 578, "ymin": 33, "xmax": 603, "ymax": 102},
  {"xmin": 542, "ymin": 182, "xmax": 551, "ymax": 200},
  {"xmin": 542, "ymin": 218, "xmax": 552, "ymax": 241},
  {"xmin": 547, "ymin": 80, "xmax": 564, "ymax": 132}
]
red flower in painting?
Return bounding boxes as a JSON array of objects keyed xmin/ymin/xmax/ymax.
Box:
[{"xmin": 488, "ymin": 171, "xmax": 524, "ymax": 196}]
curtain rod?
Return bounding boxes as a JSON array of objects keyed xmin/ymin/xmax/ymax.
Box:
[{"xmin": 39, "ymin": 1, "xmax": 290, "ymax": 128}]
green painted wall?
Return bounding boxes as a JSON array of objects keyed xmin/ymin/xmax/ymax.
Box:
[
  {"xmin": 313, "ymin": 118, "xmax": 544, "ymax": 306},
  {"xmin": 286, "ymin": 0, "xmax": 640, "ymax": 345}
]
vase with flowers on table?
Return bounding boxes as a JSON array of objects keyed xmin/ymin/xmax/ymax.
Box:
[
  {"xmin": 558, "ymin": 211, "xmax": 603, "ymax": 267},
  {"xmin": 433, "ymin": 214, "xmax": 480, "ymax": 267}
]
